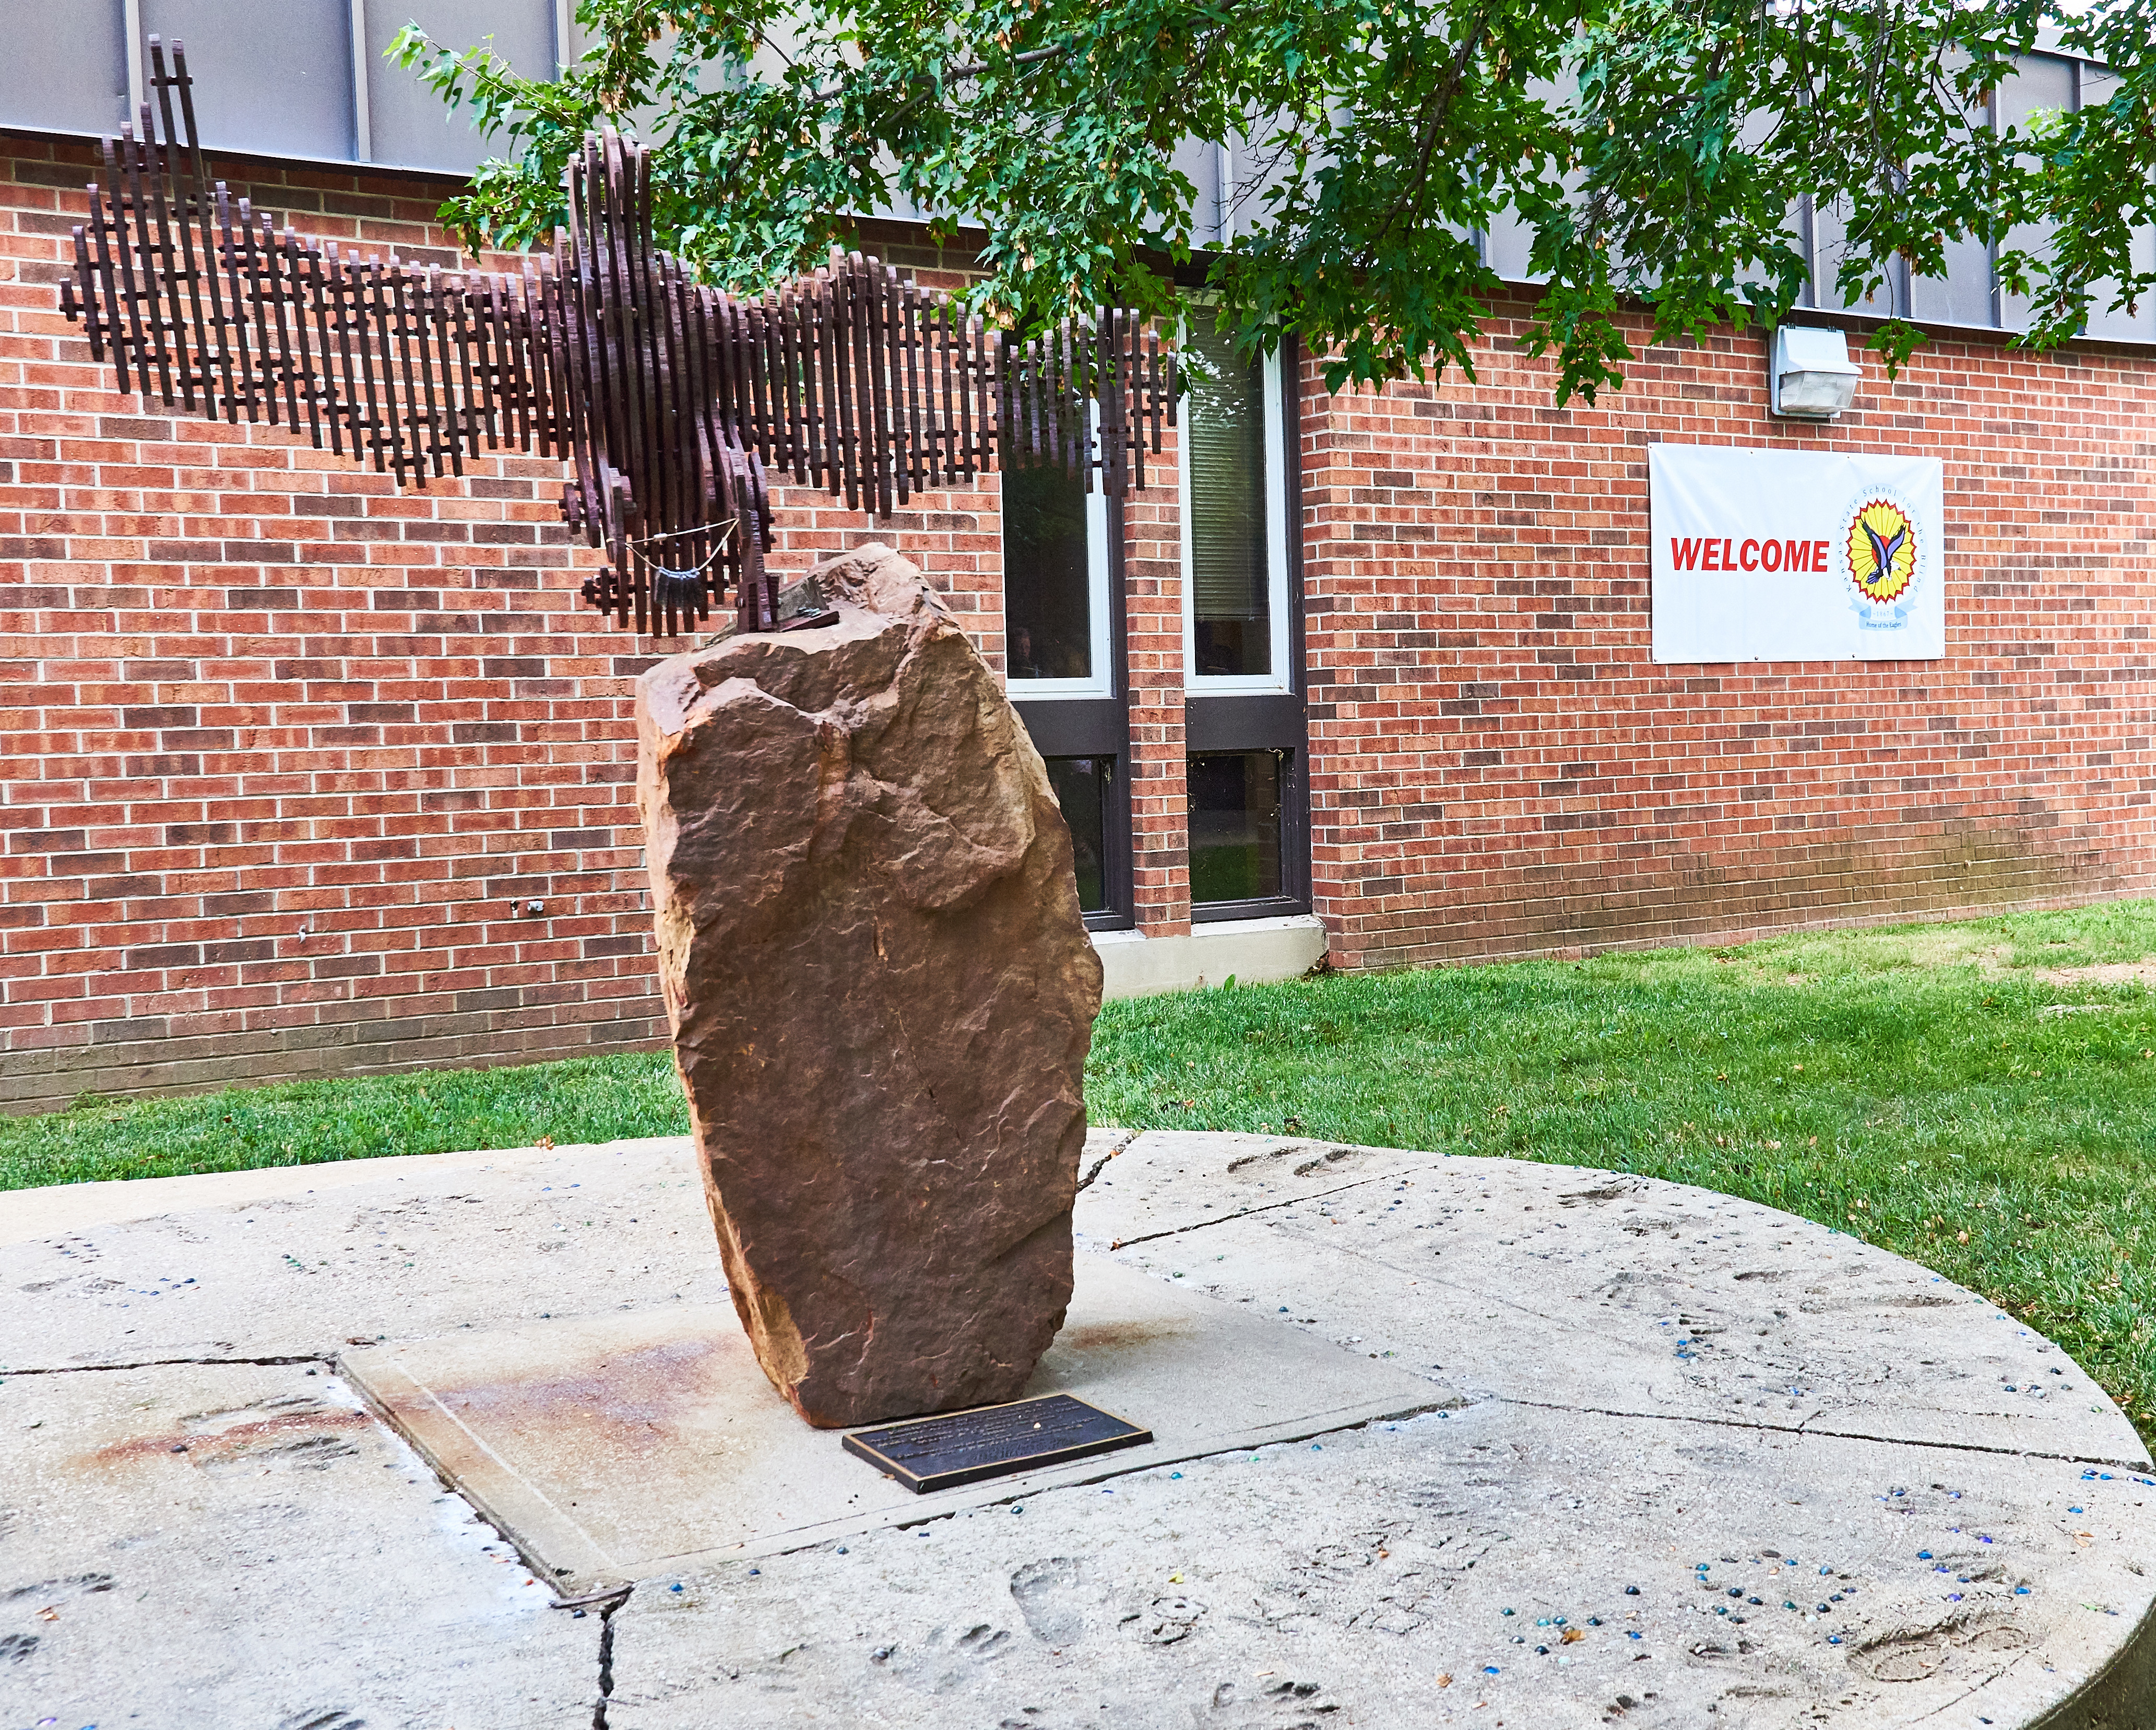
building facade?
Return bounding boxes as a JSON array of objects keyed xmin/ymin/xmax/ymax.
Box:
[{"xmin": 4, "ymin": 13, "xmax": 2155, "ymax": 1111}]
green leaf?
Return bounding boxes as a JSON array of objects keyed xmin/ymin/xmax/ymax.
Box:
[{"xmin": 383, "ymin": 0, "xmax": 2156, "ymax": 389}]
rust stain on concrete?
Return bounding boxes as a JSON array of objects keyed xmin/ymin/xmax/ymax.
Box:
[
  {"xmin": 1056, "ymin": 1318, "xmax": 1194, "ymax": 1356},
  {"xmin": 80, "ymin": 1405, "xmax": 371, "ymax": 1472},
  {"xmin": 393, "ymin": 1336, "xmax": 737, "ymax": 1462}
]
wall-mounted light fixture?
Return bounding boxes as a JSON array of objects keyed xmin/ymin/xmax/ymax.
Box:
[{"xmin": 1768, "ymin": 325, "xmax": 1862, "ymax": 421}]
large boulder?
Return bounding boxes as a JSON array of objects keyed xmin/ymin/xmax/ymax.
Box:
[{"xmin": 635, "ymin": 544, "xmax": 1104, "ymax": 1428}]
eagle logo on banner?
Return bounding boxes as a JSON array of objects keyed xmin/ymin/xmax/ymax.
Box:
[{"xmin": 1846, "ymin": 499, "xmax": 1917, "ymax": 605}]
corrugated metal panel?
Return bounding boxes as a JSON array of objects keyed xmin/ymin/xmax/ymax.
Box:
[
  {"xmin": 140, "ymin": 0, "xmax": 356, "ymax": 161},
  {"xmin": 362, "ymin": 0, "xmax": 551, "ymax": 170},
  {"xmin": 0, "ymin": 1, "xmax": 126, "ymax": 137}
]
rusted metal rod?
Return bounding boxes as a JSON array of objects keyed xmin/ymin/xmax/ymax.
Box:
[{"xmin": 63, "ymin": 38, "xmax": 1178, "ymax": 638}]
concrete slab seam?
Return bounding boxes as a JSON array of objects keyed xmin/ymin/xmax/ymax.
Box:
[
  {"xmin": 1490, "ymin": 1393, "xmax": 2156, "ymax": 1472},
  {"xmin": 613, "ymin": 1395, "xmax": 1461, "ymax": 1576},
  {"xmin": 2, "ymin": 1352, "xmax": 334, "ymax": 1376},
  {"xmin": 341, "ymin": 1351, "xmax": 626, "ymax": 1581},
  {"xmin": 592, "ymin": 1590, "xmax": 626, "ymax": 1730},
  {"xmin": 1100, "ymin": 1157, "xmax": 1454, "ymax": 1248},
  {"xmin": 346, "ymin": 1365, "xmax": 632, "ymax": 1730}
]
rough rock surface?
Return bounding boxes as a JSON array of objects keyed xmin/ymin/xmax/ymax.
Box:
[{"xmin": 636, "ymin": 543, "xmax": 1103, "ymax": 1427}]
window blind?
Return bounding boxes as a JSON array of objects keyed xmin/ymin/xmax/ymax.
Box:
[{"xmin": 1187, "ymin": 320, "xmax": 1270, "ymax": 634}]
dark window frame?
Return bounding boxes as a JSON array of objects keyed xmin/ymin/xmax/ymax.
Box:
[
  {"xmin": 1184, "ymin": 331, "xmax": 1311, "ymax": 923},
  {"xmin": 1186, "ymin": 742, "xmax": 1309, "ymax": 921}
]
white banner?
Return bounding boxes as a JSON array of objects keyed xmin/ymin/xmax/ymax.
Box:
[{"xmin": 1650, "ymin": 444, "xmax": 1945, "ymax": 663}]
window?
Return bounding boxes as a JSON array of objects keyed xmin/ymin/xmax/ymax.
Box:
[
  {"xmin": 1182, "ymin": 314, "xmax": 1290, "ymax": 693},
  {"xmin": 1181, "ymin": 309, "xmax": 1307, "ymax": 918},
  {"xmin": 1043, "ymin": 756, "xmax": 1112, "ymax": 914},
  {"xmin": 1189, "ymin": 751, "xmax": 1286, "ymax": 905},
  {"xmin": 1004, "ymin": 440, "xmax": 1131, "ymax": 928},
  {"xmin": 1003, "ymin": 459, "xmax": 1111, "ymax": 696}
]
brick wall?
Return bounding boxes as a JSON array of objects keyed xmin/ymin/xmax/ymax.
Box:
[
  {"xmin": 0, "ymin": 149, "xmax": 1189, "ymax": 1113},
  {"xmin": 8, "ymin": 126, "xmax": 2155, "ymax": 1113},
  {"xmin": 1300, "ymin": 304, "xmax": 2156, "ymax": 969},
  {"xmin": 0, "ymin": 138, "xmax": 679, "ymax": 1112},
  {"xmin": 1122, "ymin": 459, "xmax": 1194, "ymax": 937}
]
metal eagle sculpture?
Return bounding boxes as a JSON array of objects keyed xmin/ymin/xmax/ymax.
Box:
[{"xmin": 61, "ymin": 39, "xmax": 1177, "ymax": 638}]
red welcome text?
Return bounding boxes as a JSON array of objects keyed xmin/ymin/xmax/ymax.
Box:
[{"xmin": 1669, "ymin": 537, "xmax": 1831, "ymax": 573}]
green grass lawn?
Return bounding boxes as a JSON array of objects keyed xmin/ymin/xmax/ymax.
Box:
[
  {"xmin": 6, "ymin": 901, "xmax": 2154, "ymax": 1442},
  {"xmin": 1089, "ymin": 902, "xmax": 2156, "ymax": 1442},
  {"xmin": 0, "ymin": 1052, "xmax": 691, "ymax": 1194}
]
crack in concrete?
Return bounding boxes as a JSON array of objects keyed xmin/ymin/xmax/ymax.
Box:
[
  {"xmin": 590, "ymin": 1587, "xmax": 630, "ymax": 1730},
  {"xmin": 553, "ymin": 1585, "xmax": 636, "ymax": 1612},
  {"xmin": 1491, "ymin": 1393, "xmax": 2155, "ymax": 1472},
  {"xmin": 1097, "ymin": 1159, "xmax": 1452, "ymax": 1248},
  {"xmin": 1097, "ymin": 1166, "xmax": 2156, "ymax": 1474},
  {"xmin": 1, "ymin": 1353, "xmax": 333, "ymax": 1375},
  {"xmin": 1073, "ymin": 1130, "xmax": 1142, "ymax": 1196}
]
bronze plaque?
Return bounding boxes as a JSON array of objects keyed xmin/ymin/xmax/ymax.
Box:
[{"xmin": 843, "ymin": 1393, "xmax": 1152, "ymax": 1494}]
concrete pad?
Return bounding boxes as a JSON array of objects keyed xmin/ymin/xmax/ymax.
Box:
[
  {"xmin": 605, "ymin": 1400, "xmax": 2156, "ymax": 1730},
  {"xmin": 341, "ymin": 1254, "xmax": 1448, "ymax": 1587},
  {"xmin": 1082, "ymin": 1133, "xmax": 2153, "ymax": 1466},
  {"xmin": 0, "ymin": 1134, "xmax": 721, "ymax": 1370},
  {"xmin": 8, "ymin": 1128, "xmax": 2153, "ymax": 1727},
  {"xmin": 0, "ymin": 1134, "xmax": 653, "ymax": 1248},
  {"xmin": 0, "ymin": 1359, "xmax": 597, "ymax": 1729},
  {"xmin": 0, "ymin": 1130, "xmax": 1112, "ymax": 1371}
]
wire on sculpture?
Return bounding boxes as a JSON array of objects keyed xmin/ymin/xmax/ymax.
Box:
[{"xmin": 62, "ymin": 38, "xmax": 1178, "ymax": 637}]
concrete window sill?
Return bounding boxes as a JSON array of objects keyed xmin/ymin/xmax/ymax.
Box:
[{"xmin": 1092, "ymin": 915, "xmax": 1326, "ymax": 998}]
